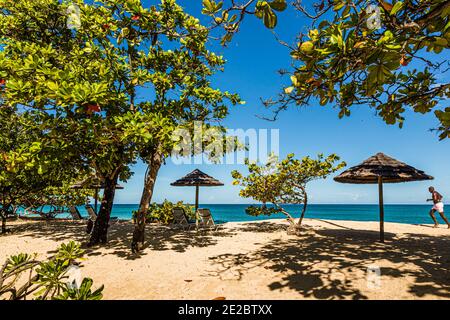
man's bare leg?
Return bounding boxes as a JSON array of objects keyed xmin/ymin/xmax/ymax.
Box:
[
  {"xmin": 437, "ymin": 211, "xmax": 450, "ymax": 229},
  {"xmin": 429, "ymin": 209, "xmax": 439, "ymax": 228}
]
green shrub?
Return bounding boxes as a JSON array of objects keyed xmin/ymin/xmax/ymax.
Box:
[
  {"xmin": 0, "ymin": 241, "xmax": 103, "ymax": 300},
  {"xmin": 133, "ymin": 200, "xmax": 195, "ymax": 224}
]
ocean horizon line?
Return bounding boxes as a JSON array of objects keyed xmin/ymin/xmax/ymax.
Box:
[{"xmin": 111, "ymin": 203, "xmax": 445, "ymax": 206}]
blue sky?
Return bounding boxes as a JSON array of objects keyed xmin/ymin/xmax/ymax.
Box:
[{"xmin": 114, "ymin": 0, "xmax": 450, "ymax": 205}]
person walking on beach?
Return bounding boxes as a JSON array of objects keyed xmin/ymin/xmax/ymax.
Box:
[{"xmin": 427, "ymin": 187, "xmax": 450, "ymax": 228}]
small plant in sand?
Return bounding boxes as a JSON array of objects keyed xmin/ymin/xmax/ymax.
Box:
[
  {"xmin": 0, "ymin": 241, "xmax": 103, "ymax": 300},
  {"xmin": 231, "ymin": 153, "xmax": 346, "ymax": 234}
]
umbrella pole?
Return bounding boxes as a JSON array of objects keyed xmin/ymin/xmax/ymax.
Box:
[
  {"xmin": 195, "ymin": 185, "xmax": 199, "ymax": 227},
  {"xmin": 378, "ymin": 176, "xmax": 384, "ymax": 243},
  {"xmin": 94, "ymin": 188, "xmax": 99, "ymax": 214}
]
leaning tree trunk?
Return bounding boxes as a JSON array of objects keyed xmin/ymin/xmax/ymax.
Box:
[
  {"xmin": 88, "ymin": 172, "xmax": 120, "ymax": 246},
  {"xmin": 131, "ymin": 150, "xmax": 163, "ymax": 253},
  {"xmin": 297, "ymin": 186, "xmax": 308, "ymax": 226}
]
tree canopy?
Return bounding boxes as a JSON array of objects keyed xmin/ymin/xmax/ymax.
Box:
[
  {"xmin": 231, "ymin": 153, "xmax": 346, "ymax": 230},
  {"xmin": 0, "ymin": 106, "xmax": 90, "ymax": 232},
  {"xmin": 0, "ymin": 0, "xmax": 242, "ymax": 246},
  {"xmin": 204, "ymin": 0, "xmax": 450, "ymax": 139}
]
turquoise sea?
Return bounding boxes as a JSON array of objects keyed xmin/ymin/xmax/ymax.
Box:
[{"xmin": 38, "ymin": 204, "xmax": 446, "ymax": 225}]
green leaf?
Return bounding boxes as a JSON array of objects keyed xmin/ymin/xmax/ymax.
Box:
[
  {"xmin": 390, "ymin": 1, "xmax": 403, "ymax": 15},
  {"xmin": 284, "ymin": 86, "xmax": 294, "ymax": 94},
  {"xmin": 269, "ymin": 0, "xmax": 287, "ymax": 12},
  {"xmin": 300, "ymin": 41, "xmax": 314, "ymax": 53},
  {"xmin": 263, "ymin": 7, "xmax": 277, "ymax": 28}
]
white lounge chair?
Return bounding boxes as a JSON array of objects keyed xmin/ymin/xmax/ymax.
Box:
[{"xmin": 197, "ymin": 208, "xmax": 220, "ymax": 231}]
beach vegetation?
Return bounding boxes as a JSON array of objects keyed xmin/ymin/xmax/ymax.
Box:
[
  {"xmin": 20, "ymin": 185, "xmax": 93, "ymax": 219},
  {"xmin": 206, "ymin": 0, "xmax": 450, "ymax": 139},
  {"xmin": 132, "ymin": 199, "xmax": 195, "ymax": 224},
  {"xmin": 0, "ymin": 241, "xmax": 104, "ymax": 300},
  {"xmin": 0, "ymin": 107, "xmax": 91, "ymax": 232},
  {"xmin": 0, "ymin": 0, "xmax": 241, "ymax": 249},
  {"xmin": 231, "ymin": 153, "xmax": 346, "ymax": 233}
]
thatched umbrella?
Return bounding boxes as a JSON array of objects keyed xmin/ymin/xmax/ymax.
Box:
[
  {"xmin": 171, "ymin": 169, "xmax": 224, "ymax": 215},
  {"xmin": 334, "ymin": 152, "xmax": 433, "ymax": 242},
  {"xmin": 70, "ymin": 177, "xmax": 124, "ymax": 213}
]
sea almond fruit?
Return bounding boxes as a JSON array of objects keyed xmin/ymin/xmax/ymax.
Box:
[{"xmin": 87, "ymin": 104, "xmax": 101, "ymax": 113}]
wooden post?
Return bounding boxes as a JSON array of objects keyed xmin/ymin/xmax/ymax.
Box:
[
  {"xmin": 94, "ymin": 188, "xmax": 99, "ymax": 214},
  {"xmin": 378, "ymin": 176, "xmax": 384, "ymax": 243},
  {"xmin": 195, "ymin": 184, "xmax": 199, "ymax": 226}
]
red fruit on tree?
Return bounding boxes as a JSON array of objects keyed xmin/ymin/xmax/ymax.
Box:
[
  {"xmin": 87, "ymin": 104, "xmax": 101, "ymax": 113},
  {"xmin": 131, "ymin": 15, "xmax": 140, "ymax": 21},
  {"xmin": 0, "ymin": 79, "xmax": 5, "ymax": 86},
  {"xmin": 400, "ymin": 55, "xmax": 409, "ymax": 66}
]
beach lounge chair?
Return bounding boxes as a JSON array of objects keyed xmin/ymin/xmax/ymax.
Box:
[
  {"xmin": 69, "ymin": 206, "xmax": 83, "ymax": 220},
  {"xmin": 84, "ymin": 204, "xmax": 119, "ymax": 235},
  {"xmin": 172, "ymin": 207, "xmax": 195, "ymax": 230},
  {"xmin": 85, "ymin": 205, "xmax": 119, "ymax": 222},
  {"xmin": 85, "ymin": 205, "xmax": 97, "ymax": 234},
  {"xmin": 85, "ymin": 205, "xmax": 98, "ymax": 221},
  {"xmin": 197, "ymin": 208, "xmax": 220, "ymax": 231}
]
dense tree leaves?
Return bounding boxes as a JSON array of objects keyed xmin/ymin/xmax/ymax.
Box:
[
  {"xmin": 0, "ymin": 0, "xmax": 242, "ymax": 246},
  {"xmin": 207, "ymin": 0, "xmax": 450, "ymax": 139},
  {"xmin": 231, "ymin": 153, "xmax": 345, "ymax": 231},
  {"xmin": 0, "ymin": 106, "xmax": 90, "ymax": 232},
  {"xmin": 202, "ymin": 0, "xmax": 288, "ymax": 44}
]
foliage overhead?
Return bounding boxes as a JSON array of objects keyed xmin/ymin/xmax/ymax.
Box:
[
  {"xmin": 0, "ymin": 0, "xmax": 243, "ymax": 243},
  {"xmin": 0, "ymin": 0, "xmax": 243, "ymax": 172},
  {"xmin": 205, "ymin": 0, "xmax": 450, "ymax": 139}
]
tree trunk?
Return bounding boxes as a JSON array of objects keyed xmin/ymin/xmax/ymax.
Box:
[
  {"xmin": 1, "ymin": 204, "xmax": 11, "ymax": 234},
  {"xmin": 88, "ymin": 172, "xmax": 120, "ymax": 246},
  {"xmin": 297, "ymin": 186, "xmax": 308, "ymax": 226},
  {"xmin": 1, "ymin": 214, "xmax": 6, "ymax": 234},
  {"xmin": 277, "ymin": 204, "xmax": 296, "ymax": 225},
  {"xmin": 131, "ymin": 151, "xmax": 163, "ymax": 253}
]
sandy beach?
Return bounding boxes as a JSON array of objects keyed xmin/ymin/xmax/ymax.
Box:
[{"xmin": 1, "ymin": 218, "xmax": 449, "ymax": 300}]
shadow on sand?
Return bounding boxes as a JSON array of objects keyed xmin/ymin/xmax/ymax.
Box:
[
  {"xmin": 207, "ymin": 222, "xmax": 450, "ymax": 300},
  {"xmin": 7, "ymin": 219, "xmax": 237, "ymax": 260},
  {"xmin": 6, "ymin": 219, "xmax": 450, "ymax": 299}
]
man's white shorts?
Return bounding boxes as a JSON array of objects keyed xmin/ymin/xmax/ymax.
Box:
[{"xmin": 432, "ymin": 202, "xmax": 444, "ymax": 213}]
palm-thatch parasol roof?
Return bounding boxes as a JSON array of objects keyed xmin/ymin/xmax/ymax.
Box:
[
  {"xmin": 334, "ymin": 152, "xmax": 433, "ymax": 242},
  {"xmin": 171, "ymin": 169, "xmax": 224, "ymax": 215},
  {"xmin": 70, "ymin": 177, "xmax": 124, "ymax": 214},
  {"xmin": 171, "ymin": 169, "xmax": 224, "ymax": 187},
  {"xmin": 334, "ymin": 152, "xmax": 434, "ymax": 184},
  {"xmin": 70, "ymin": 177, "xmax": 124, "ymax": 190}
]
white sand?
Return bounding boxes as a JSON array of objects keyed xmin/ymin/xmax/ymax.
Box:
[{"xmin": 1, "ymin": 218, "xmax": 449, "ymax": 300}]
